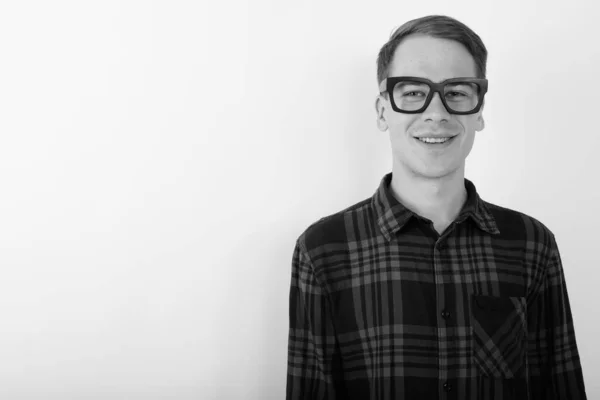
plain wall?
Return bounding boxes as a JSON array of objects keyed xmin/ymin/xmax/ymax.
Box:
[{"xmin": 0, "ymin": 0, "xmax": 598, "ymax": 399}]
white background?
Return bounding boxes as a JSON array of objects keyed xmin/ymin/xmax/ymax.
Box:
[{"xmin": 0, "ymin": 0, "xmax": 597, "ymax": 399}]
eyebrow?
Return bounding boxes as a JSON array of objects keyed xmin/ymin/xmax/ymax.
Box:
[
  {"xmin": 396, "ymin": 79, "xmax": 476, "ymax": 87},
  {"xmin": 396, "ymin": 81, "xmax": 429, "ymax": 86}
]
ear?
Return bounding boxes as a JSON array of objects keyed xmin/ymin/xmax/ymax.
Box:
[
  {"xmin": 475, "ymin": 113, "xmax": 485, "ymax": 132},
  {"xmin": 375, "ymin": 95, "xmax": 389, "ymax": 132},
  {"xmin": 475, "ymin": 100, "xmax": 485, "ymax": 132}
]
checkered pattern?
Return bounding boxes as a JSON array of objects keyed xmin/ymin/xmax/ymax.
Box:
[{"xmin": 286, "ymin": 172, "xmax": 586, "ymax": 399}]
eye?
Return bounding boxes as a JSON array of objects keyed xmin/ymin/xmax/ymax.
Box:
[
  {"xmin": 403, "ymin": 91, "xmax": 426, "ymax": 97},
  {"xmin": 446, "ymin": 91, "xmax": 467, "ymax": 98}
]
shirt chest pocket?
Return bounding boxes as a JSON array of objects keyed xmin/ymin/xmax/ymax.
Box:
[{"xmin": 471, "ymin": 294, "xmax": 527, "ymax": 379}]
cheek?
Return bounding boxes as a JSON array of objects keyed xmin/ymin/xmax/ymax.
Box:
[
  {"xmin": 456, "ymin": 116, "xmax": 480, "ymax": 132},
  {"xmin": 387, "ymin": 115, "xmax": 417, "ymax": 135}
]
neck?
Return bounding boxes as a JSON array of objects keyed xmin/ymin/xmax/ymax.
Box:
[{"xmin": 389, "ymin": 162, "xmax": 468, "ymax": 225}]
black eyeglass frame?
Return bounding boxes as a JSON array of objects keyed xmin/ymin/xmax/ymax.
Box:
[{"xmin": 379, "ymin": 76, "xmax": 488, "ymax": 115}]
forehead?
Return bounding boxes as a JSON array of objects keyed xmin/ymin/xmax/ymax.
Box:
[{"xmin": 388, "ymin": 35, "xmax": 477, "ymax": 82}]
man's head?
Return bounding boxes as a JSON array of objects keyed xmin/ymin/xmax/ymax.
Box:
[{"xmin": 375, "ymin": 15, "xmax": 488, "ymax": 180}]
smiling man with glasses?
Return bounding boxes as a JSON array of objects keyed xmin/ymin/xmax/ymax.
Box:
[{"xmin": 286, "ymin": 15, "xmax": 587, "ymax": 400}]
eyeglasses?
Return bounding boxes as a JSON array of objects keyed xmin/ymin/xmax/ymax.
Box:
[{"xmin": 379, "ymin": 76, "xmax": 488, "ymax": 115}]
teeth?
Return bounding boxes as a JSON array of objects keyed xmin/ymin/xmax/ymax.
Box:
[{"xmin": 418, "ymin": 137, "xmax": 452, "ymax": 143}]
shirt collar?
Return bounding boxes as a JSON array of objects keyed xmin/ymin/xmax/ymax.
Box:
[{"xmin": 372, "ymin": 172, "xmax": 500, "ymax": 241}]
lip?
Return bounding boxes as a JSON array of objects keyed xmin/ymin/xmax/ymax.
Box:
[
  {"xmin": 414, "ymin": 134, "xmax": 457, "ymax": 139},
  {"xmin": 414, "ymin": 135, "xmax": 457, "ymax": 149}
]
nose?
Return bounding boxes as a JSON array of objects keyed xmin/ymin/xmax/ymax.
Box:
[{"xmin": 422, "ymin": 91, "xmax": 450, "ymax": 122}]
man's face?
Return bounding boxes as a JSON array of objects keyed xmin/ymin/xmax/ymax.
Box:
[{"xmin": 375, "ymin": 35, "xmax": 485, "ymax": 179}]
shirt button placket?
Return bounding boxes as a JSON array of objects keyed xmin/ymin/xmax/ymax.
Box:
[{"xmin": 435, "ymin": 240, "xmax": 450, "ymax": 398}]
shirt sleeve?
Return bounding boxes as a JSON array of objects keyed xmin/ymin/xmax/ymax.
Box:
[
  {"xmin": 286, "ymin": 239, "xmax": 344, "ymax": 400},
  {"xmin": 527, "ymin": 234, "xmax": 587, "ymax": 399}
]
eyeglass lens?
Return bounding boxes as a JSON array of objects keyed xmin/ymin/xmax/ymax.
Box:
[{"xmin": 392, "ymin": 80, "xmax": 481, "ymax": 112}]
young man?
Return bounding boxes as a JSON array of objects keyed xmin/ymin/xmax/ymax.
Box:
[{"xmin": 286, "ymin": 15, "xmax": 587, "ymax": 400}]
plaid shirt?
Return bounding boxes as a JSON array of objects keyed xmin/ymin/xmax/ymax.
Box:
[{"xmin": 287, "ymin": 172, "xmax": 586, "ymax": 400}]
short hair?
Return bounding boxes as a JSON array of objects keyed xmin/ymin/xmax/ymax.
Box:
[{"xmin": 376, "ymin": 15, "xmax": 488, "ymax": 86}]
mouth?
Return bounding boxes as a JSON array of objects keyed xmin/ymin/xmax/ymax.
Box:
[{"xmin": 414, "ymin": 135, "xmax": 457, "ymax": 147}]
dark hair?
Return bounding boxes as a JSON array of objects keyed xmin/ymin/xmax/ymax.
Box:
[{"xmin": 376, "ymin": 15, "xmax": 488, "ymax": 86}]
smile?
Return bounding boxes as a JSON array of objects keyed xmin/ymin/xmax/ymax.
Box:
[
  {"xmin": 418, "ymin": 137, "xmax": 452, "ymax": 143},
  {"xmin": 414, "ymin": 136, "xmax": 457, "ymax": 147}
]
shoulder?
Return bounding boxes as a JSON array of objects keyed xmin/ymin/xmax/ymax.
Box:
[
  {"xmin": 483, "ymin": 199, "xmax": 556, "ymax": 243},
  {"xmin": 481, "ymin": 199, "xmax": 559, "ymax": 273},
  {"xmin": 296, "ymin": 196, "xmax": 372, "ymax": 254}
]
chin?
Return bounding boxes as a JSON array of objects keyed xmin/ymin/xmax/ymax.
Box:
[{"xmin": 419, "ymin": 165, "xmax": 461, "ymax": 179}]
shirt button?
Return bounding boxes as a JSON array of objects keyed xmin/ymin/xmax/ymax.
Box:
[
  {"xmin": 441, "ymin": 310, "xmax": 451, "ymax": 319},
  {"xmin": 443, "ymin": 382, "xmax": 452, "ymax": 392}
]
